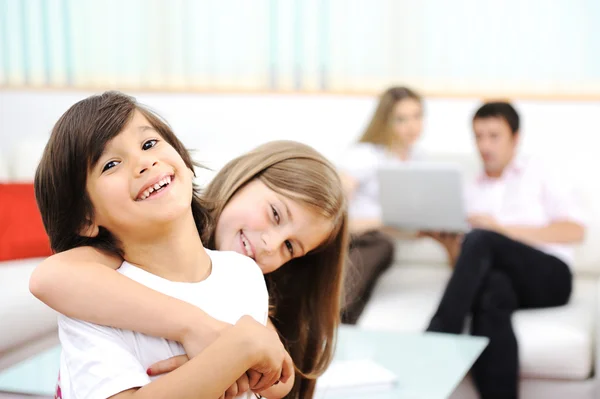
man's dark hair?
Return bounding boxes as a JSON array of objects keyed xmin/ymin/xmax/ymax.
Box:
[
  {"xmin": 34, "ymin": 91, "xmax": 213, "ymax": 256},
  {"xmin": 473, "ymin": 101, "xmax": 520, "ymax": 135}
]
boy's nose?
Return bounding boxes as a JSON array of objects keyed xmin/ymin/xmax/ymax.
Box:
[{"xmin": 138, "ymin": 160, "xmax": 158, "ymax": 175}]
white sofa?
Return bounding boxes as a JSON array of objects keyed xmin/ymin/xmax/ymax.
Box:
[
  {"xmin": 0, "ymin": 258, "xmax": 58, "ymax": 371},
  {"xmin": 0, "ymin": 140, "xmax": 59, "ymax": 370},
  {"xmin": 358, "ymin": 153, "xmax": 600, "ymax": 399}
]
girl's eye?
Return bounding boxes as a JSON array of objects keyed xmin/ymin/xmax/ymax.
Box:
[
  {"xmin": 285, "ymin": 240, "xmax": 294, "ymax": 255},
  {"xmin": 142, "ymin": 139, "xmax": 158, "ymax": 150},
  {"xmin": 102, "ymin": 160, "xmax": 120, "ymax": 173},
  {"xmin": 271, "ymin": 205, "xmax": 280, "ymax": 223}
]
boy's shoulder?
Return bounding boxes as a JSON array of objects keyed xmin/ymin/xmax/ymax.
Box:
[
  {"xmin": 207, "ymin": 249, "xmax": 264, "ymax": 280},
  {"xmin": 207, "ymin": 250, "xmax": 269, "ymax": 322}
]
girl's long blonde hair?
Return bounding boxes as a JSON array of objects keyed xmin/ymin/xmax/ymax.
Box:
[
  {"xmin": 359, "ymin": 86, "xmax": 422, "ymax": 149},
  {"xmin": 203, "ymin": 141, "xmax": 349, "ymax": 399}
]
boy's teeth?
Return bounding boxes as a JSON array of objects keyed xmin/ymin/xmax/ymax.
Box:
[{"xmin": 137, "ymin": 176, "xmax": 173, "ymax": 201}]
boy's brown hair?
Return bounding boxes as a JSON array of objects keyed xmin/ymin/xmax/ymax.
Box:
[{"xmin": 34, "ymin": 91, "xmax": 212, "ymax": 256}]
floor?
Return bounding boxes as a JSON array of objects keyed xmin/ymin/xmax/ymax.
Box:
[{"xmin": 0, "ymin": 394, "xmax": 50, "ymax": 399}]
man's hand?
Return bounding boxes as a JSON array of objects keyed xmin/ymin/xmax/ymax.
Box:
[
  {"xmin": 468, "ymin": 214, "xmax": 505, "ymax": 234},
  {"xmin": 420, "ymin": 231, "xmax": 463, "ymax": 267}
]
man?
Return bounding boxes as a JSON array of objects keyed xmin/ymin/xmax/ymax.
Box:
[{"xmin": 427, "ymin": 102, "xmax": 586, "ymax": 399}]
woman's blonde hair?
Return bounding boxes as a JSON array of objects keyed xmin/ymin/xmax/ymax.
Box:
[
  {"xmin": 203, "ymin": 141, "xmax": 349, "ymax": 399},
  {"xmin": 359, "ymin": 86, "xmax": 422, "ymax": 149}
]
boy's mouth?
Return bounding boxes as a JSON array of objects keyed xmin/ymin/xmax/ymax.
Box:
[{"xmin": 136, "ymin": 175, "xmax": 174, "ymax": 201}]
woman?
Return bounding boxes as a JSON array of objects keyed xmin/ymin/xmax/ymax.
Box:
[
  {"xmin": 30, "ymin": 140, "xmax": 349, "ymax": 399},
  {"xmin": 337, "ymin": 86, "xmax": 424, "ymax": 324}
]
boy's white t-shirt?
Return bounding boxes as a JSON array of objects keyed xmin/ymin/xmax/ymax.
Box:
[{"xmin": 56, "ymin": 249, "xmax": 269, "ymax": 399}]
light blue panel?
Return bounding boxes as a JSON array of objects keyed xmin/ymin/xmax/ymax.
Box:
[
  {"xmin": 4, "ymin": 0, "xmax": 26, "ymax": 84},
  {"xmin": 318, "ymin": 0, "xmax": 329, "ymax": 89},
  {"xmin": 111, "ymin": 0, "xmax": 145, "ymax": 87},
  {"xmin": 268, "ymin": 0, "xmax": 278, "ymax": 88},
  {"xmin": 1, "ymin": 0, "xmax": 600, "ymax": 93},
  {"xmin": 0, "ymin": 0, "xmax": 8, "ymax": 84},
  {"xmin": 61, "ymin": 0, "xmax": 73, "ymax": 85}
]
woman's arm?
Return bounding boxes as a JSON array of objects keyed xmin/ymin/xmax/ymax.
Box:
[
  {"xmin": 111, "ymin": 316, "xmax": 289, "ymax": 399},
  {"xmin": 30, "ymin": 246, "xmax": 226, "ymax": 357},
  {"xmin": 338, "ymin": 170, "xmax": 383, "ymax": 234},
  {"xmin": 348, "ymin": 217, "xmax": 384, "ymax": 234}
]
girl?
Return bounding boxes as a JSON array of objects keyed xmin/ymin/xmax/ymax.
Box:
[
  {"xmin": 31, "ymin": 117, "xmax": 349, "ymax": 398},
  {"xmin": 337, "ymin": 86, "xmax": 425, "ymax": 324}
]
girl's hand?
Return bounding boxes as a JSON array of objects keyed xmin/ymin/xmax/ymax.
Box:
[
  {"xmin": 146, "ymin": 355, "xmax": 189, "ymax": 376},
  {"xmin": 147, "ymin": 316, "xmax": 292, "ymax": 395},
  {"xmin": 147, "ymin": 354, "xmax": 255, "ymax": 398}
]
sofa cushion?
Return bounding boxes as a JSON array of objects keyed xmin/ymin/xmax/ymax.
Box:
[
  {"xmin": 0, "ymin": 183, "xmax": 53, "ymax": 261},
  {"xmin": 358, "ymin": 265, "xmax": 595, "ymax": 380},
  {"xmin": 0, "ymin": 258, "xmax": 57, "ymax": 355}
]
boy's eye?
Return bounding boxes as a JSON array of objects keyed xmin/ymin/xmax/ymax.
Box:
[
  {"xmin": 142, "ymin": 139, "xmax": 158, "ymax": 150},
  {"xmin": 271, "ymin": 205, "xmax": 280, "ymax": 223},
  {"xmin": 102, "ymin": 160, "xmax": 120, "ymax": 172}
]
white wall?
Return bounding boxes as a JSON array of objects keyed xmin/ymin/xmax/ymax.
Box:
[
  {"xmin": 2, "ymin": 89, "xmax": 599, "ymax": 269},
  {"xmin": 0, "ymin": 90, "xmax": 598, "ymax": 180}
]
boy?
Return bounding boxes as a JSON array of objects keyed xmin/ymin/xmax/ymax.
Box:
[{"xmin": 35, "ymin": 91, "xmax": 292, "ymax": 399}]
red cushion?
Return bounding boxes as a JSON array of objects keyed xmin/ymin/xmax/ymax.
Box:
[{"xmin": 0, "ymin": 183, "xmax": 53, "ymax": 261}]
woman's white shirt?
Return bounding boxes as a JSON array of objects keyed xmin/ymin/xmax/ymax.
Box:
[{"xmin": 337, "ymin": 143, "xmax": 422, "ymax": 220}]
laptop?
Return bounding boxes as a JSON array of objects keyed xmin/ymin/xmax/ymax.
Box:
[{"xmin": 377, "ymin": 163, "xmax": 469, "ymax": 233}]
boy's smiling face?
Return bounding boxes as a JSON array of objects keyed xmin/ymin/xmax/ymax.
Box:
[{"xmin": 84, "ymin": 110, "xmax": 194, "ymax": 240}]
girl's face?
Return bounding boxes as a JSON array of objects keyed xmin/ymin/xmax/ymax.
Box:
[
  {"xmin": 214, "ymin": 179, "xmax": 334, "ymax": 274},
  {"xmin": 390, "ymin": 98, "xmax": 423, "ymax": 147}
]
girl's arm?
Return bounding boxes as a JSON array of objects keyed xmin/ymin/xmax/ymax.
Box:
[
  {"xmin": 111, "ymin": 316, "xmax": 289, "ymax": 399},
  {"xmin": 146, "ymin": 319, "xmax": 296, "ymax": 399},
  {"xmin": 30, "ymin": 246, "xmax": 226, "ymax": 356}
]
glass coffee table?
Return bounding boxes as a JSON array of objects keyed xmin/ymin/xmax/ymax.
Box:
[
  {"xmin": 0, "ymin": 326, "xmax": 487, "ymax": 399},
  {"xmin": 315, "ymin": 326, "xmax": 487, "ymax": 398}
]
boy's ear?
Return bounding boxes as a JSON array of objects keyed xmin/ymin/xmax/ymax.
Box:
[{"xmin": 79, "ymin": 219, "xmax": 100, "ymax": 238}]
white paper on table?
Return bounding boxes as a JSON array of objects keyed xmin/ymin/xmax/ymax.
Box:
[{"xmin": 314, "ymin": 359, "xmax": 398, "ymax": 398}]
